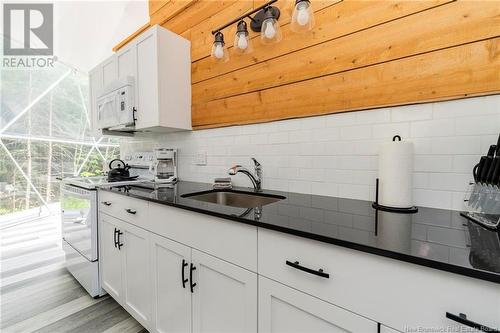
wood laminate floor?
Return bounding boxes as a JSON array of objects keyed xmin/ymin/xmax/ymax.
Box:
[{"xmin": 0, "ymin": 214, "xmax": 146, "ymax": 333}]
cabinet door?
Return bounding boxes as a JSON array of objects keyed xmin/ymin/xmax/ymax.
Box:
[
  {"xmin": 191, "ymin": 249, "xmax": 257, "ymax": 333},
  {"xmin": 135, "ymin": 28, "xmax": 158, "ymax": 129},
  {"xmin": 121, "ymin": 221, "xmax": 152, "ymax": 328},
  {"xmin": 150, "ymin": 234, "xmax": 192, "ymax": 333},
  {"xmin": 101, "ymin": 55, "xmax": 118, "ymax": 88},
  {"xmin": 259, "ymin": 276, "xmax": 377, "ymax": 333},
  {"xmin": 116, "ymin": 43, "xmax": 137, "ymax": 79},
  {"xmin": 99, "ymin": 214, "xmax": 122, "ymax": 301}
]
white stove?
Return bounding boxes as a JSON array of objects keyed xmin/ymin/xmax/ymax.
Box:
[{"xmin": 60, "ymin": 151, "xmax": 159, "ymax": 297}]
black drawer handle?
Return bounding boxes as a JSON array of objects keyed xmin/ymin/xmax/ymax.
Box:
[
  {"xmin": 113, "ymin": 228, "xmax": 118, "ymax": 248},
  {"xmin": 181, "ymin": 259, "xmax": 188, "ymax": 289},
  {"xmin": 117, "ymin": 230, "xmax": 123, "ymax": 250},
  {"xmin": 446, "ymin": 312, "xmax": 500, "ymax": 333},
  {"xmin": 125, "ymin": 208, "xmax": 137, "ymax": 215},
  {"xmin": 189, "ymin": 263, "xmax": 197, "ymax": 293},
  {"xmin": 286, "ymin": 260, "xmax": 330, "ymax": 279},
  {"xmin": 102, "ymin": 201, "xmax": 111, "ymax": 206}
]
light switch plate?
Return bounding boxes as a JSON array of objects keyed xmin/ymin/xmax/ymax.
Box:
[{"xmin": 195, "ymin": 151, "xmax": 207, "ymax": 165}]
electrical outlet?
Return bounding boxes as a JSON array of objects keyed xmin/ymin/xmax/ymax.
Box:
[{"xmin": 194, "ymin": 151, "xmax": 207, "ymax": 165}]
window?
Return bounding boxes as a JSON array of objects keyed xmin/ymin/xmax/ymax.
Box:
[{"xmin": 1, "ymin": 62, "xmax": 119, "ymax": 215}]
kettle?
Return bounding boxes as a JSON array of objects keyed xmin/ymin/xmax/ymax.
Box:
[{"xmin": 107, "ymin": 159, "xmax": 131, "ymax": 181}]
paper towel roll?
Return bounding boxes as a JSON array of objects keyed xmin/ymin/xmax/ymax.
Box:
[{"xmin": 378, "ymin": 136, "xmax": 413, "ymax": 208}]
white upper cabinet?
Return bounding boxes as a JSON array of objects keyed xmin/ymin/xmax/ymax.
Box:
[{"xmin": 89, "ymin": 24, "xmax": 191, "ymax": 135}]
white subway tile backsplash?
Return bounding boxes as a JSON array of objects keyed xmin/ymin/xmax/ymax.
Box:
[
  {"xmin": 410, "ymin": 119, "xmax": 455, "ymax": 138},
  {"xmin": 455, "ymin": 115, "xmax": 500, "ymax": 135},
  {"xmin": 414, "ymin": 189, "xmax": 452, "ymax": 209},
  {"xmin": 427, "ymin": 173, "xmax": 470, "ymax": 192},
  {"xmin": 340, "ymin": 125, "xmax": 372, "ymax": 140},
  {"xmin": 338, "ymin": 184, "xmax": 370, "ymax": 200},
  {"xmin": 121, "ymin": 95, "xmax": 500, "ymax": 211},
  {"xmin": 430, "ymin": 136, "xmax": 481, "ymax": 155},
  {"xmin": 372, "ymin": 122, "xmax": 410, "ymax": 139},
  {"xmin": 391, "ymin": 103, "xmax": 433, "ymax": 122},
  {"xmin": 268, "ymin": 132, "xmax": 289, "ymax": 144},
  {"xmin": 355, "ymin": 108, "xmax": 391, "ymax": 124},
  {"xmin": 433, "ymin": 95, "xmax": 500, "ymax": 119},
  {"xmin": 414, "ymin": 155, "xmax": 453, "ymax": 172},
  {"xmin": 289, "ymin": 180, "xmax": 312, "ymax": 194},
  {"xmin": 452, "ymin": 155, "xmax": 480, "ymax": 173}
]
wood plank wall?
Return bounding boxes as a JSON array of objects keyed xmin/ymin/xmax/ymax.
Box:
[{"xmin": 121, "ymin": 0, "xmax": 500, "ymax": 129}]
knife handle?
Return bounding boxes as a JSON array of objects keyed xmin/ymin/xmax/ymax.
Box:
[
  {"xmin": 486, "ymin": 157, "xmax": 498, "ymax": 184},
  {"xmin": 480, "ymin": 156, "xmax": 493, "ymax": 183},
  {"xmin": 492, "ymin": 156, "xmax": 500, "ymax": 186},
  {"xmin": 474, "ymin": 157, "xmax": 486, "ymax": 183},
  {"xmin": 487, "ymin": 145, "xmax": 497, "ymax": 157},
  {"xmin": 496, "ymin": 133, "xmax": 500, "ymax": 155}
]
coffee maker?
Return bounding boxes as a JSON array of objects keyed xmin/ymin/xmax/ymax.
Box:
[{"xmin": 149, "ymin": 148, "xmax": 177, "ymax": 184}]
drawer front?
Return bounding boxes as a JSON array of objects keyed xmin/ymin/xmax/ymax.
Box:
[
  {"xmin": 258, "ymin": 228, "xmax": 500, "ymax": 332},
  {"xmin": 148, "ymin": 202, "xmax": 257, "ymax": 272},
  {"xmin": 99, "ymin": 191, "xmax": 148, "ymax": 226}
]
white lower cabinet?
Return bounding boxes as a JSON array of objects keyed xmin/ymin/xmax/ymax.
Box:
[
  {"xmin": 191, "ymin": 249, "xmax": 257, "ymax": 333},
  {"xmin": 121, "ymin": 222, "xmax": 152, "ymax": 328},
  {"xmin": 99, "ymin": 214, "xmax": 123, "ymax": 300},
  {"xmin": 99, "ymin": 214, "xmax": 152, "ymax": 330},
  {"xmin": 151, "ymin": 234, "xmax": 192, "ymax": 333},
  {"xmin": 100, "ymin": 194, "xmax": 500, "ymax": 333},
  {"xmin": 258, "ymin": 276, "xmax": 377, "ymax": 333},
  {"xmin": 150, "ymin": 233, "xmax": 257, "ymax": 333}
]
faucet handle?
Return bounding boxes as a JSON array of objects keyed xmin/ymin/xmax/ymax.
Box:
[{"xmin": 251, "ymin": 158, "xmax": 261, "ymax": 167}]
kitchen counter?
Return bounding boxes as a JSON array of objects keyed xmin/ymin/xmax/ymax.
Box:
[{"xmin": 101, "ymin": 181, "xmax": 500, "ymax": 284}]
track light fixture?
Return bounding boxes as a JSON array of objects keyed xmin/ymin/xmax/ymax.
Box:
[
  {"xmin": 259, "ymin": 6, "xmax": 282, "ymax": 44},
  {"xmin": 291, "ymin": 0, "xmax": 315, "ymax": 32},
  {"xmin": 210, "ymin": 0, "xmax": 315, "ymax": 62},
  {"xmin": 234, "ymin": 20, "xmax": 252, "ymax": 54},
  {"xmin": 211, "ymin": 31, "xmax": 229, "ymax": 63}
]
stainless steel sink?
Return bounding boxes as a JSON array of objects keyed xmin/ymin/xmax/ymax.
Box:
[{"xmin": 181, "ymin": 190, "xmax": 285, "ymax": 208}]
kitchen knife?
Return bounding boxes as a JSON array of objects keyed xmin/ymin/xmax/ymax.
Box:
[
  {"xmin": 480, "ymin": 145, "xmax": 497, "ymax": 183},
  {"xmin": 496, "ymin": 133, "xmax": 500, "ymax": 155},
  {"xmin": 493, "ymin": 156, "xmax": 500, "ymax": 186},
  {"xmin": 474, "ymin": 156, "xmax": 486, "ymax": 183},
  {"xmin": 486, "ymin": 156, "xmax": 499, "ymax": 184}
]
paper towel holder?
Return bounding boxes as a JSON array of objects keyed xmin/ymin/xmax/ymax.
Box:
[{"xmin": 372, "ymin": 178, "xmax": 418, "ymax": 235}]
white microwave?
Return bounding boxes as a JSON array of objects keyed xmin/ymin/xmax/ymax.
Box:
[{"xmin": 96, "ymin": 76, "xmax": 135, "ymax": 131}]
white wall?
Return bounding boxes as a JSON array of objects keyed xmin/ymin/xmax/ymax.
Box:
[{"xmin": 121, "ymin": 95, "xmax": 500, "ymax": 211}]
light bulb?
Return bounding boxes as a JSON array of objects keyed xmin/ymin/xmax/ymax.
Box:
[
  {"xmin": 297, "ymin": 6, "xmax": 309, "ymax": 26},
  {"xmin": 237, "ymin": 34, "xmax": 248, "ymax": 50},
  {"xmin": 264, "ymin": 22, "xmax": 276, "ymax": 39},
  {"xmin": 214, "ymin": 44, "xmax": 224, "ymax": 59}
]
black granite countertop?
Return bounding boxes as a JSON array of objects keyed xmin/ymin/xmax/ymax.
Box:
[{"xmin": 101, "ymin": 181, "xmax": 500, "ymax": 284}]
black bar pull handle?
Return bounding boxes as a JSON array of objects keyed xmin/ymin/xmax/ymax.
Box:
[
  {"xmin": 113, "ymin": 228, "xmax": 118, "ymax": 248},
  {"xmin": 125, "ymin": 208, "xmax": 137, "ymax": 215},
  {"xmin": 181, "ymin": 259, "xmax": 188, "ymax": 289},
  {"xmin": 117, "ymin": 230, "xmax": 124, "ymax": 250},
  {"xmin": 446, "ymin": 312, "xmax": 500, "ymax": 333},
  {"xmin": 189, "ymin": 263, "xmax": 197, "ymax": 293},
  {"xmin": 102, "ymin": 201, "xmax": 112, "ymax": 206},
  {"xmin": 286, "ymin": 260, "xmax": 330, "ymax": 279}
]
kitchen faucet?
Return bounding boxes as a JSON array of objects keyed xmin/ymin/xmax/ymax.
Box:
[{"xmin": 228, "ymin": 158, "xmax": 262, "ymax": 191}]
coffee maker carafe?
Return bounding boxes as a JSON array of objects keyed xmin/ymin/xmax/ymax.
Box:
[{"xmin": 149, "ymin": 148, "xmax": 177, "ymax": 184}]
